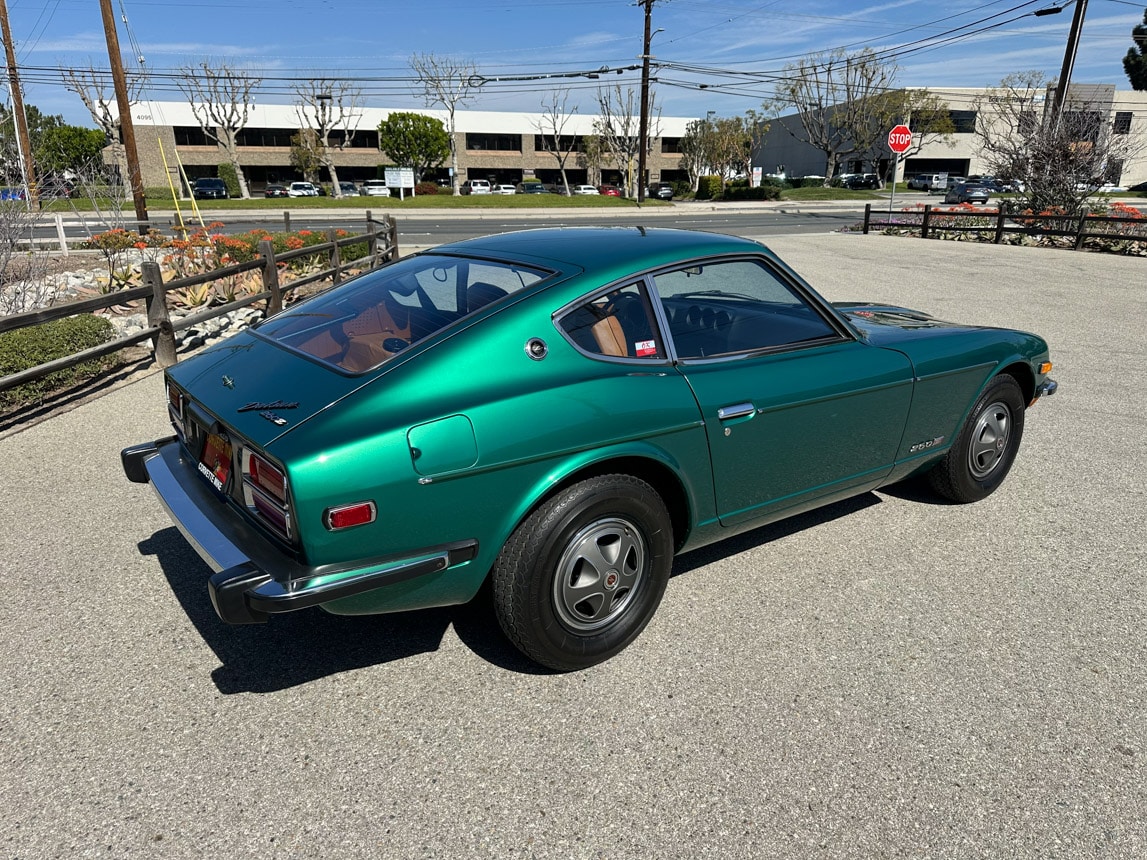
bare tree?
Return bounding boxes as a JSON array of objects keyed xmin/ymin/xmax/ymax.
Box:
[
  {"xmin": 410, "ymin": 53, "xmax": 478, "ymax": 196},
  {"xmin": 177, "ymin": 61, "xmax": 261, "ymax": 198},
  {"xmin": 974, "ymin": 71, "xmax": 1144, "ymax": 216},
  {"xmin": 534, "ymin": 89, "xmax": 579, "ymax": 194},
  {"xmin": 594, "ymin": 84, "xmax": 661, "ymax": 198},
  {"xmin": 60, "ymin": 63, "xmax": 139, "ymax": 176},
  {"xmin": 764, "ymin": 48, "xmax": 898, "ymax": 184},
  {"xmin": 853, "ymin": 88, "xmax": 956, "ymax": 182},
  {"xmin": 293, "ymin": 79, "xmax": 363, "ymax": 197}
]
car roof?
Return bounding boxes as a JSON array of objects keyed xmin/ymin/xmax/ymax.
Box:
[{"xmin": 425, "ymin": 227, "xmax": 767, "ymax": 280}]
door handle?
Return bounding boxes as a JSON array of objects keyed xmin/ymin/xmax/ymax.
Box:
[{"xmin": 717, "ymin": 402, "xmax": 756, "ymax": 421}]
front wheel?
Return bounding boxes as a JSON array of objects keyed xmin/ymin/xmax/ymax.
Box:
[
  {"xmin": 492, "ymin": 475, "xmax": 674, "ymax": 671},
  {"xmin": 928, "ymin": 375, "xmax": 1026, "ymax": 503}
]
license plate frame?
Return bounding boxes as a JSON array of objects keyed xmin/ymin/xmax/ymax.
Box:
[{"xmin": 197, "ymin": 432, "xmax": 233, "ymax": 492}]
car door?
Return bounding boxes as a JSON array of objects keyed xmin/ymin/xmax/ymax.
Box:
[{"xmin": 650, "ymin": 257, "xmax": 915, "ymax": 527}]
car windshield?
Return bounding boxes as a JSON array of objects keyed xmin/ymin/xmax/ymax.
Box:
[{"xmin": 255, "ymin": 254, "xmax": 552, "ymax": 372}]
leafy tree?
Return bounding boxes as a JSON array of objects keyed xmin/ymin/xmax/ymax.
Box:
[
  {"xmin": 577, "ymin": 134, "xmax": 605, "ymax": 187},
  {"xmin": 36, "ymin": 125, "xmax": 106, "ymax": 174},
  {"xmin": 289, "ymin": 128, "xmax": 322, "ymax": 183},
  {"xmin": 1124, "ymin": 9, "xmax": 1147, "ymax": 91},
  {"xmin": 853, "ymin": 88, "xmax": 956, "ymax": 181},
  {"xmin": 376, "ymin": 112, "xmax": 449, "ymax": 182},
  {"xmin": 763, "ymin": 48, "xmax": 898, "ymax": 184}
]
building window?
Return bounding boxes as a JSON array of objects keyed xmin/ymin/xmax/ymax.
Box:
[
  {"xmin": 235, "ymin": 128, "xmax": 296, "ymax": 147},
  {"xmin": 1114, "ymin": 112, "xmax": 1132, "ymax": 135},
  {"xmin": 466, "ymin": 133, "xmax": 521, "ymax": 152},
  {"xmin": 948, "ymin": 110, "xmax": 977, "ymax": 134},
  {"xmin": 533, "ymin": 134, "xmax": 581, "ymax": 152},
  {"xmin": 174, "ymin": 126, "xmax": 211, "ymax": 146},
  {"xmin": 661, "ymin": 137, "xmax": 682, "ymax": 154}
]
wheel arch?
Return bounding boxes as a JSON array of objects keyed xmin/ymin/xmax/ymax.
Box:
[
  {"xmin": 999, "ymin": 359, "xmax": 1035, "ymax": 404},
  {"xmin": 526, "ymin": 453, "xmax": 693, "ymax": 554}
]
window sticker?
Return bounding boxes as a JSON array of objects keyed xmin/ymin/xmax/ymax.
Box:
[{"xmin": 635, "ymin": 339, "xmax": 658, "ymax": 357}]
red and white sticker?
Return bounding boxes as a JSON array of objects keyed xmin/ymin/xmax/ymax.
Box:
[{"xmin": 635, "ymin": 339, "xmax": 657, "ymax": 357}]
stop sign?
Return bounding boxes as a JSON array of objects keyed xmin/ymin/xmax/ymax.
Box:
[{"xmin": 888, "ymin": 124, "xmax": 913, "ymax": 154}]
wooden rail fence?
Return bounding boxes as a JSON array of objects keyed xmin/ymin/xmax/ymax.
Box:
[{"xmin": 0, "ymin": 214, "xmax": 398, "ymax": 395}]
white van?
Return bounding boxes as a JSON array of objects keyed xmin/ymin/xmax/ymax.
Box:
[{"xmin": 461, "ymin": 179, "xmax": 492, "ymax": 195}]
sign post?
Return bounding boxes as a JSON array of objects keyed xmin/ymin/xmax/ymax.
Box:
[{"xmin": 887, "ymin": 124, "xmax": 912, "ymax": 216}]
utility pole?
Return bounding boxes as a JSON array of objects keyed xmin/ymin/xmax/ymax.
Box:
[
  {"xmin": 98, "ymin": 0, "xmax": 148, "ymax": 227},
  {"xmin": 0, "ymin": 0, "xmax": 36, "ymax": 204},
  {"xmin": 636, "ymin": 0, "xmax": 654, "ymax": 205},
  {"xmin": 1050, "ymin": 0, "xmax": 1089, "ymax": 124}
]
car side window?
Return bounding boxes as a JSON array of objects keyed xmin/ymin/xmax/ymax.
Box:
[
  {"xmin": 653, "ymin": 259, "xmax": 839, "ymax": 358},
  {"xmin": 558, "ymin": 283, "xmax": 662, "ymax": 360}
]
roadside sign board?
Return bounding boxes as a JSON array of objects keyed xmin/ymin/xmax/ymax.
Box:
[{"xmin": 385, "ymin": 167, "xmax": 415, "ymax": 188}]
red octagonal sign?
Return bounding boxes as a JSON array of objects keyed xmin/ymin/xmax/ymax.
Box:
[{"xmin": 888, "ymin": 124, "xmax": 913, "ymax": 154}]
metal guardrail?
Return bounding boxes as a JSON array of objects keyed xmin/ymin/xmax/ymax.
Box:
[
  {"xmin": 862, "ymin": 203, "xmax": 1147, "ymax": 249},
  {"xmin": 0, "ymin": 214, "xmax": 399, "ymax": 394}
]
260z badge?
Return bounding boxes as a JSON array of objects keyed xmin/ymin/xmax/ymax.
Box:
[{"xmin": 909, "ymin": 435, "xmax": 945, "ymax": 453}]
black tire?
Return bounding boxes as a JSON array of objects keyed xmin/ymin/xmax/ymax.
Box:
[
  {"xmin": 928, "ymin": 375, "xmax": 1026, "ymax": 503},
  {"xmin": 492, "ymin": 474, "xmax": 673, "ymax": 671}
]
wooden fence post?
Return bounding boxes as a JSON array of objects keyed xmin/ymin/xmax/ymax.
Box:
[
  {"xmin": 863, "ymin": 203, "xmax": 871, "ymax": 235},
  {"xmin": 387, "ymin": 214, "xmax": 399, "ymax": 261},
  {"xmin": 1074, "ymin": 213, "xmax": 1089, "ymax": 251},
  {"xmin": 366, "ymin": 211, "xmax": 378, "ymax": 262},
  {"xmin": 329, "ymin": 228, "xmax": 342, "ymax": 286},
  {"xmin": 283, "ymin": 211, "xmax": 291, "ymax": 233},
  {"xmin": 259, "ymin": 239, "xmax": 282, "ymax": 316},
  {"xmin": 994, "ymin": 206, "xmax": 1007, "ymax": 244},
  {"xmin": 921, "ymin": 205, "xmax": 932, "ymax": 239},
  {"xmin": 142, "ymin": 261, "xmax": 178, "ymax": 368}
]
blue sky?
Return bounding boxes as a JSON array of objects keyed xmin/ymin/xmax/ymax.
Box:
[{"xmin": 6, "ymin": 0, "xmax": 1146, "ymax": 126}]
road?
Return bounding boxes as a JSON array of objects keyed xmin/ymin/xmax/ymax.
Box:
[
  {"xmin": 29, "ymin": 202, "xmax": 863, "ymax": 250},
  {"xmin": 2, "ymin": 232, "xmax": 1144, "ymax": 858}
]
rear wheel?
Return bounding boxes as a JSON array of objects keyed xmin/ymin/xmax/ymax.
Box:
[
  {"xmin": 928, "ymin": 375, "xmax": 1026, "ymax": 503},
  {"xmin": 492, "ymin": 475, "xmax": 673, "ymax": 671}
]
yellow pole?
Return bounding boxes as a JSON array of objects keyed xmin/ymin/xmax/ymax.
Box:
[{"xmin": 156, "ymin": 136, "xmax": 186, "ymax": 234}]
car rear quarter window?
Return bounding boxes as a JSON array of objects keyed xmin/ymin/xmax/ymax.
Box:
[
  {"xmin": 558, "ymin": 283, "xmax": 663, "ymax": 360},
  {"xmin": 255, "ymin": 254, "xmax": 550, "ymax": 372},
  {"xmin": 653, "ymin": 259, "xmax": 840, "ymax": 358}
]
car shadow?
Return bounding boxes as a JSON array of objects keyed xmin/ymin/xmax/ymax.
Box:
[
  {"xmin": 670, "ymin": 492, "xmax": 882, "ymax": 578},
  {"xmin": 140, "ymin": 492, "xmax": 892, "ymax": 691},
  {"xmin": 140, "ymin": 529, "xmax": 544, "ymax": 693}
]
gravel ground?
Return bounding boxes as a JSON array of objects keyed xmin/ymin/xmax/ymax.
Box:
[{"xmin": 0, "ymin": 232, "xmax": 1143, "ymax": 859}]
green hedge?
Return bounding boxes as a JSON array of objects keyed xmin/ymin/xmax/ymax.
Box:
[
  {"xmin": 695, "ymin": 175, "xmax": 724, "ymax": 200},
  {"xmin": 722, "ymin": 185, "xmax": 782, "ymax": 201},
  {"xmin": 0, "ymin": 315, "xmax": 116, "ymax": 412}
]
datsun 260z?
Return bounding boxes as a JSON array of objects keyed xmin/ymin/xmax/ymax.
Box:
[{"xmin": 122, "ymin": 228, "xmax": 1057, "ymax": 670}]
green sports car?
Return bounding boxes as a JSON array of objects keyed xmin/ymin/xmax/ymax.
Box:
[{"xmin": 122, "ymin": 228, "xmax": 1057, "ymax": 670}]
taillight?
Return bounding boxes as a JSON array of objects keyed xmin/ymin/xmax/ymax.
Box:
[
  {"xmin": 167, "ymin": 382, "xmax": 186, "ymax": 438},
  {"xmin": 241, "ymin": 449, "xmax": 292, "ymax": 541},
  {"xmin": 324, "ymin": 501, "xmax": 377, "ymax": 531}
]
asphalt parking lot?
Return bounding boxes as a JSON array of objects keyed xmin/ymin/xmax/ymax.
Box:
[{"xmin": 1, "ymin": 232, "xmax": 1144, "ymax": 858}]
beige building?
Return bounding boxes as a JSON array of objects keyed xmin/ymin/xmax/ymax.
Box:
[
  {"xmin": 753, "ymin": 85, "xmax": 1147, "ymax": 188},
  {"xmin": 115, "ymin": 101, "xmax": 697, "ymax": 194}
]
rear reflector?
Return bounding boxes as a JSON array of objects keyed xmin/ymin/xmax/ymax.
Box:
[{"xmin": 324, "ymin": 501, "xmax": 377, "ymax": 531}]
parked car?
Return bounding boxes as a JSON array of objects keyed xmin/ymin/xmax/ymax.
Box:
[
  {"xmin": 0, "ymin": 186, "xmax": 27, "ymax": 200},
  {"xmin": 122, "ymin": 227, "xmax": 1057, "ymax": 671},
  {"xmin": 572, "ymin": 185, "xmax": 600, "ymax": 195},
  {"xmin": 647, "ymin": 182, "xmax": 674, "ymax": 199},
  {"xmin": 598, "ymin": 184, "xmax": 622, "ymax": 197},
  {"xmin": 263, "ymin": 184, "xmax": 289, "ymax": 198},
  {"xmin": 287, "ymin": 181, "xmax": 319, "ymax": 197},
  {"xmin": 944, "ymin": 182, "xmax": 991, "ymax": 205},
  {"xmin": 336, "ymin": 181, "xmax": 359, "ymax": 196},
  {"xmin": 843, "ymin": 173, "xmax": 880, "ymax": 190},
  {"xmin": 492, "ymin": 184, "xmax": 517, "ymax": 195},
  {"xmin": 359, "ymin": 180, "xmax": 391, "ymax": 197},
  {"xmin": 906, "ymin": 175, "xmax": 932, "ymax": 191},
  {"xmin": 461, "ymin": 179, "xmax": 492, "ymax": 195},
  {"xmin": 192, "ymin": 178, "xmax": 228, "ymax": 200},
  {"xmin": 516, "ymin": 181, "xmax": 549, "ymax": 194},
  {"xmin": 943, "ymin": 175, "xmax": 968, "ymax": 191}
]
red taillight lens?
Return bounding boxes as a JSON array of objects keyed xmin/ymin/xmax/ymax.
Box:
[
  {"xmin": 249, "ymin": 453, "xmax": 286, "ymax": 503},
  {"xmin": 324, "ymin": 501, "xmax": 377, "ymax": 531}
]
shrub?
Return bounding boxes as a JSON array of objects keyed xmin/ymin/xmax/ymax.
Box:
[
  {"xmin": 415, "ymin": 182, "xmax": 440, "ymax": 195},
  {"xmin": 218, "ymin": 163, "xmax": 241, "ymax": 198},
  {"xmin": 723, "ymin": 185, "xmax": 782, "ymax": 201},
  {"xmin": 695, "ymin": 175, "xmax": 723, "ymax": 200},
  {"xmin": 0, "ymin": 314, "xmax": 116, "ymax": 411}
]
